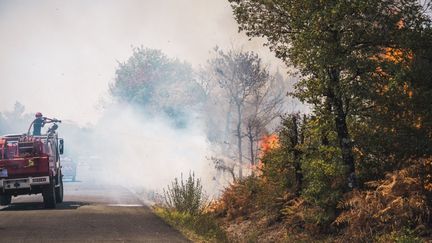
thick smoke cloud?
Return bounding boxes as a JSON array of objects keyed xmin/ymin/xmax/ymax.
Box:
[
  {"xmin": 80, "ymin": 104, "xmax": 217, "ymax": 195},
  {"xmin": 0, "ymin": 0, "xmax": 285, "ymax": 125}
]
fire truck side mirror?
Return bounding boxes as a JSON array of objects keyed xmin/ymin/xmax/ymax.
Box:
[{"xmin": 59, "ymin": 139, "xmax": 64, "ymax": 155}]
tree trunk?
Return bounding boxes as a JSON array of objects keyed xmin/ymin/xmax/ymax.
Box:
[
  {"xmin": 327, "ymin": 68, "xmax": 357, "ymax": 189},
  {"xmin": 247, "ymin": 124, "xmax": 255, "ymax": 166},
  {"xmin": 223, "ymin": 104, "xmax": 233, "ymax": 154},
  {"xmin": 236, "ymin": 104, "xmax": 243, "ymax": 179},
  {"xmin": 290, "ymin": 115, "xmax": 303, "ymax": 196},
  {"xmin": 249, "ymin": 135, "xmax": 255, "ymax": 165},
  {"xmin": 248, "ymin": 129, "xmax": 256, "ymax": 176}
]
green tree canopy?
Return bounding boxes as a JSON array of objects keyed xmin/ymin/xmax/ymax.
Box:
[{"xmin": 110, "ymin": 47, "xmax": 205, "ymax": 124}]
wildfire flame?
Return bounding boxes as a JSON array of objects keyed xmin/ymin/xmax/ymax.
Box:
[
  {"xmin": 373, "ymin": 18, "xmax": 413, "ymax": 98},
  {"xmin": 375, "ymin": 43, "xmax": 422, "ymax": 128},
  {"xmin": 260, "ymin": 134, "xmax": 280, "ymax": 155},
  {"xmin": 251, "ymin": 134, "xmax": 280, "ymax": 173}
]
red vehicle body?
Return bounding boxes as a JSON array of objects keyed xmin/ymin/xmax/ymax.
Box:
[{"xmin": 0, "ymin": 130, "xmax": 64, "ymax": 208}]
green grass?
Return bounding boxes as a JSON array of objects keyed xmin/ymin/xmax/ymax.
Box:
[{"xmin": 154, "ymin": 206, "xmax": 228, "ymax": 243}]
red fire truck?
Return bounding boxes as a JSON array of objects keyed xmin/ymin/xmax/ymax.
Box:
[{"xmin": 0, "ymin": 119, "xmax": 64, "ymax": 209}]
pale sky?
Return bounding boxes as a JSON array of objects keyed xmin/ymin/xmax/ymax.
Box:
[{"xmin": 0, "ymin": 0, "xmax": 285, "ymax": 125}]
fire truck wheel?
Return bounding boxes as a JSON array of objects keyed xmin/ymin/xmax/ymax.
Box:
[
  {"xmin": 0, "ymin": 195, "xmax": 11, "ymax": 206},
  {"xmin": 43, "ymin": 180, "xmax": 57, "ymax": 209},
  {"xmin": 55, "ymin": 178, "xmax": 64, "ymax": 203}
]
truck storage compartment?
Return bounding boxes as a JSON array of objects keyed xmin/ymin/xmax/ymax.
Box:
[{"xmin": 0, "ymin": 156, "xmax": 50, "ymax": 179}]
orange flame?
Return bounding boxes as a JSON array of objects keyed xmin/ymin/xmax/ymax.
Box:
[
  {"xmin": 252, "ymin": 134, "xmax": 280, "ymax": 173},
  {"xmin": 373, "ymin": 47, "xmax": 414, "ymax": 98},
  {"xmin": 260, "ymin": 134, "xmax": 280, "ymax": 155}
]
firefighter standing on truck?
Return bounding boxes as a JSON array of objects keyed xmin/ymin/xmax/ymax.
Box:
[{"xmin": 32, "ymin": 112, "xmax": 54, "ymax": 136}]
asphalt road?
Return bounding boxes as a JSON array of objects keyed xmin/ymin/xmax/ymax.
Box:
[{"xmin": 0, "ymin": 181, "xmax": 189, "ymax": 242}]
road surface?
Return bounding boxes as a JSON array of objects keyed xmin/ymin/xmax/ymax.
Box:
[{"xmin": 0, "ymin": 181, "xmax": 189, "ymax": 242}]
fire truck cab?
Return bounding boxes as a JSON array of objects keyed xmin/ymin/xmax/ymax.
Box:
[{"xmin": 0, "ymin": 124, "xmax": 64, "ymax": 209}]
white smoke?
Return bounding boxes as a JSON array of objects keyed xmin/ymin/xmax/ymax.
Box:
[
  {"xmin": 73, "ymin": 103, "xmax": 219, "ymax": 198},
  {"xmin": 0, "ymin": 0, "xmax": 286, "ymax": 125}
]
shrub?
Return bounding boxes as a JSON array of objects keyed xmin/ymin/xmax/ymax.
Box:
[
  {"xmin": 214, "ymin": 176, "xmax": 260, "ymax": 220},
  {"xmin": 335, "ymin": 164, "xmax": 431, "ymax": 241},
  {"xmin": 260, "ymin": 146, "xmax": 296, "ymax": 196},
  {"xmin": 282, "ymin": 196, "xmax": 343, "ymax": 237},
  {"xmin": 213, "ymin": 175, "xmax": 287, "ymax": 222},
  {"xmin": 297, "ymin": 145, "xmax": 347, "ymax": 232},
  {"xmin": 163, "ymin": 172, "xmax": 206, "ymax": 215}
]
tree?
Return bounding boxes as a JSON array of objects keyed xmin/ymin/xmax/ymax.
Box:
[
  {"xmin": 206, "ymin": 47, "xmax": 282, "ymax": 179},
  {"xmin": 244, "ymin": 71, "xmax": 284, "ymax": 167},
  {"xmin": 229, "ymin": 0, "xmax": 431, "ymax": 188},
  {"xmin": 110, "ymin": 47, "xmax": 205, "ymax": 125}
]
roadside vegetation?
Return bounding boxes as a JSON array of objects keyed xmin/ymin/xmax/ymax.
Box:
[{"xmin": 154, "ymin": 172, "xmax": 228, "ymax": 242}]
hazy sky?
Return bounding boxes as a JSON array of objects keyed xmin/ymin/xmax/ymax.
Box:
[{"xmin": 0, "ymin": 0, "xmax": 284, "ymax": 125}]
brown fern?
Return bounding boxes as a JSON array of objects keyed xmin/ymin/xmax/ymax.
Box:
[{"xmin": 335, "ymin": 162, "xmax": 431, "ymax": 241}]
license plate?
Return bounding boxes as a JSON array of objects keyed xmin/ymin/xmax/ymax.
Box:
[{"xmin": 0, "ymin": 168, "xmax": 7, "ymax": 177}]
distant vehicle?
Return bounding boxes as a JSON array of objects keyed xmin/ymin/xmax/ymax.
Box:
[
  {"xmin": 61, "ymin": 157, "xmax": 77, "ymax": 182},
  {"xmin": 0, "ymin": 118, "xmax": 64, "ymax": 208}
]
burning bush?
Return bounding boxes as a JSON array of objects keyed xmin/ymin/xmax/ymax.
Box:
[{"xmin": 259, "ymin": 134, "xmax": 280, "ymax": 157}]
